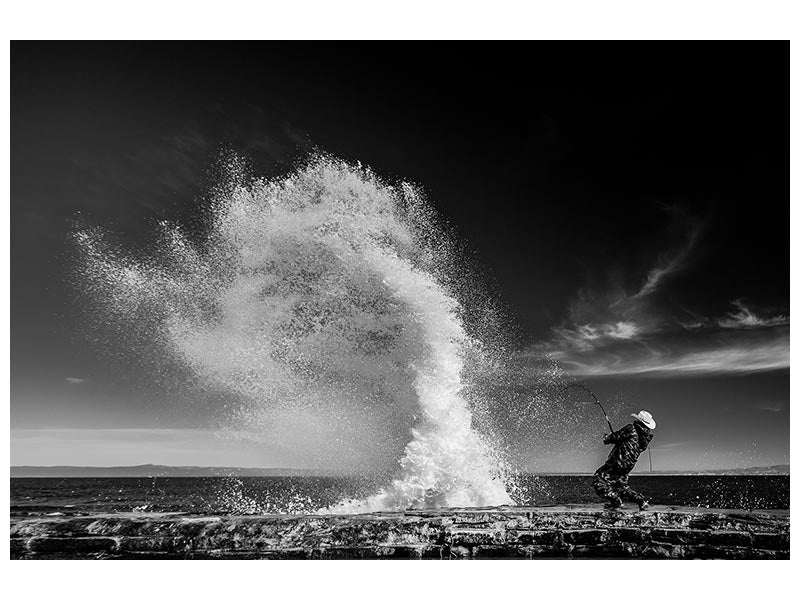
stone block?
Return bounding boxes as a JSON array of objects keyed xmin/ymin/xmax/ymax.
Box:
[
  {"xmin": 640, "ymin": 541, "xmax": 681, "ymax": 559},
  {"xmin": 752, "ymin": 533, "xmax": 789, "ymax": 550},
  {"xmin": 507, "ymin": 530, "xmax": 561, "ymax": 545},
  {"xmin": 708, "ymin": 530, "xmax": 752, "ymax": 547},
  {"xmin": 419, "ymin": 545, "xmax": 446, "ymax": 559},
  {"xmin": 562, "ymin": 529, "xmax": 607, "ymax": 545},
  {"xmin": 650, "ymin": 528, "xmax": 709, "ymax": 544},
  {"xmin": 257, "ymin": 547, "xmax": 308, "ymax": 559},
  {"xmin": 472, "ymin": 545, "xmax": 513, "ymax": 558},
  {"xmin": 724, "ymin": 513, "xmax": 787, "ymax": 533},
  {"xmin": 608, "ymin": 527, "xmax": 645, "ymax": 543},
  {"xmin": 448, "ymin": 545, "xmax": 471, "ymax": 558},
  {"xmin": 514, "ymin": 544, "xmax": 569, "ymax": 558},
  {"xmin": 687, "ymin": 514, "xmax": 722, "ymax": 530},
  {"xmin": 117, "ymin": 536, "xmax": 193, "ymax": 553},
  {"xmin": 309, "ymin": 545, "xmax": 394, "ymax": 559},
  {"xmin": 448, "ymin": 528, "xmax": 504, "ymax": 546},
  {"xmin": 377, "ymin": 544, "xmax": 428, "ymax": 559},
  {"xmin": 686, "ymin": 545, "xmax": 754, "ymax": 559},
  {"xmin": 748, "ymin": 549, "xmax": 785, "ymax": 560},
  {"xmin": 452, "ymin": 512, "xmax": 495, "ymax": 525},
  {"xmin": 505, "ymin": 516, "xmax": 540, "ymax": 530},
  {"xmin": 28, "ymin": 536, "xmax": 118, "ymax": 555},
  {"xmin": 570, "ymin": 543, "xmax": 638, "ymax": 558},
  {"xmin": 10, "ymin": 538, "xmax": 29, "ymax": 558}
]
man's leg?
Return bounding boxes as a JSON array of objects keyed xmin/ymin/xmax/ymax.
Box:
[
  {"xmin": 615, "ymin": 476, "xmax": 648, "ymax": 509},
  {"xmin": 592, "ymin": 468, "xmax": 622, "ymax": 508}
]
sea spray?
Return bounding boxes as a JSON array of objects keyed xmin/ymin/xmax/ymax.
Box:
[{"xmin": 75, "ymin": 153, "xmax": 511, "ymax": 511}]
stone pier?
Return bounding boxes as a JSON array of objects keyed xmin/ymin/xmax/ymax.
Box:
[{"xmin": 10, "ymin": 505, "xmax": 789, "ymax": 559}]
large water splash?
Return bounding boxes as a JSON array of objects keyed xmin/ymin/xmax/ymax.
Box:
[{"xmin": 75, "ymin": 154, "xmax": 512, "ymax": 511}]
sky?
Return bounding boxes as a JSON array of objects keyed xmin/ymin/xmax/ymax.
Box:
[{"xmin": 10, "ymin": 42, "xmax": 789, "ymax": 471}]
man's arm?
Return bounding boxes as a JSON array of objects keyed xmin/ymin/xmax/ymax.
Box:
[{"xmin": 603, "ymin": 424, "xmax": 635, "ymax": 445}]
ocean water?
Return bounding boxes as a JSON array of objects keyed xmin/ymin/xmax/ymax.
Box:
[{"xmin": 10, "ymin": 475, "xmax": 789, "ymax": 517}]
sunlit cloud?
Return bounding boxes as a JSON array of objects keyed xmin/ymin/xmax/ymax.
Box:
[{"xmin": 551, "ymin": 320, "xmax": 641, "ymax": 352}]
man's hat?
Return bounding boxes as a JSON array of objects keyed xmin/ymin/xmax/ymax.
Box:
[{"xmin": 631, "ymin": 410, "xmax": 656, "ymax": 429}]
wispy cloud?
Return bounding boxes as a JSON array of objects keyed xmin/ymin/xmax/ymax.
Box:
[
  {"xmin": 679, "ymin": 321, "xmax": 706, "ymax": 330},
  {"xmin": 718, "ymin": 300, "xmax": 789, "ymax": 329},
  {"xmin": 65, "ymin": 377, "xmax": 88, "ymax": 384},
  {"xmin": 756, "ymin": 401, "xmax": 787, "ymax": 413},
  {"xmin": 550, "ymin": 321, "xmax": 640, "ymax": 352},
  {"xmin": 545, "ymin": 207, "xmax": 702, "ymax": 359},
  {"xmin": 629, "ymin": 215, "xmax": 701, "ymax": 300},
  {"xmin": 535, "ymin": 204, "xmax": 790, "ymax": 378},
  {"xmin": 543, "ymin": 328, "xmax": 788, "ymax": 377}
]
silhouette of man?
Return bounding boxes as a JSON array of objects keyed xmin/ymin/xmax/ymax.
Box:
[{"xmin": 593, "ymin": 410, "xmax": 655, "ymax": 510}]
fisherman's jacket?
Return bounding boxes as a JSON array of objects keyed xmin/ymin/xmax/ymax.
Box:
[{"xmin": 599, "ymin": 422, "xmax": 653, "ymax": 477}]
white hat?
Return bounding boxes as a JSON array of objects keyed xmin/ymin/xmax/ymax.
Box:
[{"xmin": 631, "ymin": 410, "xmax": 656, "ymax": 429}]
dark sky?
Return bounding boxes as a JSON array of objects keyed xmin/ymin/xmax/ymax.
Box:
[{"xmin": 11, "ymin": 42, "xmax": 789, "ymax": 470}]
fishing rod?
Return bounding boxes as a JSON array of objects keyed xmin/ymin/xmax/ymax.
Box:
[
  {"xmin": 561, "ymin": 383, "xmax": 614, "ymax": 434},
  {"xmin": 562, "ymin": 383, "xmax": 654, "ymax": 473}
]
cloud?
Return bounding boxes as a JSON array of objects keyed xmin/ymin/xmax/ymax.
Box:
[
  {"xmin": 551, "ymin": 321, "xmax": 640, "ymax": 352},
  {"xmin": 545, "ymin": 207, "xmax": 703, "ymax": 359},
  {"xmin": 587, "ymin": 321, "xmax": 639, "ymax": 340},
  {"xmin": 718, "ymin": 300, "xmax": 789, "ymax": 329},
  {"xmin": 756, "ymin": 401, "xmax": 787, "ymax": 413},
  {"xmin": 65, "ymin": 377, "xmax": 88, "ymax": 384},
  {"xmin": 535, "ymin": 205, "xmax": 790, "ymax": 378},
  {"xmin": 542, "ymin": 328, "xmax": 788, "ymax": 377},
  {"xmin": 629, "ymin": 216, "xmax": 701, "ymax": 300}
]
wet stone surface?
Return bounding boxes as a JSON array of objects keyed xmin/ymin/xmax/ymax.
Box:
[{"xmin": 10, "ymin": 504, "xmax": 789, "ymax": 559}]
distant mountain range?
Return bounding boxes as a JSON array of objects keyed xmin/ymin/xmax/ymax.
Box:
[
  {"xmin": 544, "ymin": 465, "xmax": 790, "ymax": 476},
  {"xmin": 10, "ymin": 463, "xmax": 789, "ymax": 477},
  {"xmin": 10, "ymin": 464, "xmax": 326, "ymax": 478},
  {"xmin": 670, "ymin": 464, "xmax": 790, "ymax": 475}
]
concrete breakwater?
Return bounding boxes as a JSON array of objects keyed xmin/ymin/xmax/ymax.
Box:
[{"xmin": 11, "ymin": 505, "xmax": 789, "ymax": 559}]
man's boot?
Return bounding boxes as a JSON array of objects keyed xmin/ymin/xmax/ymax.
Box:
[{"xmin": 604, "ymin": 496, "xmax": 623, "ymax": 509}]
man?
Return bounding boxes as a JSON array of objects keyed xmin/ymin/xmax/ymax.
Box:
[{"xmin": 593, "ymin": 410, "xmax": 655, "ymax": 510}]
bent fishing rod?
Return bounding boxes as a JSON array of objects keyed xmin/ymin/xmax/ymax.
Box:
[
  {"xmin": 561, "ymin": 383, "xmax": 614, "ymax": 433},
  {"xmin": 561, "ymin": 383, "xmax": 654, "ymax": 472}
]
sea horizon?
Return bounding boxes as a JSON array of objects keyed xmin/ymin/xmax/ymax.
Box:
[{"xmin": 10, "ymin": 463, "xmax": 790, "ymax": 478}]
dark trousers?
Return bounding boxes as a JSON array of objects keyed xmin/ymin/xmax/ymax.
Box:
[{"xmin": 593, "ymin": 466, "xmax": 646, "ymax": 505}]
